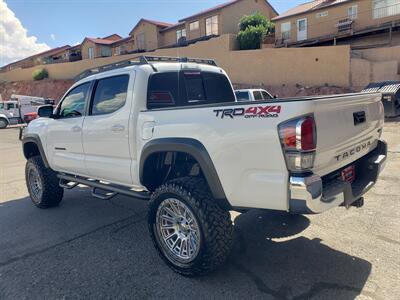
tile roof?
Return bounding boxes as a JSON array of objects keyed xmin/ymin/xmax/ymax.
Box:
[
  {"xmin": 85, "ymin": 37, "xmax": 117, "ymax": 45},
  {"xmin": 273, "ymin": 0, "xmax": 351, "ymax": 21},
  {"xmin": 159, "ymin": 22, "xmax": 186, "ymax": 32},
  {"xmin": 129, "ymin": 18, "xmax": 174, "ymax": 35},
  {"xmin": 2, "ymin": 45, "xmax": 71, "ymax": 68},
  {"xmin": 179, "ymin": 0, "xmax": 278, "ymax": 22}
]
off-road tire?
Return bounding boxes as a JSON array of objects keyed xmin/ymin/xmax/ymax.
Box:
[
  {"xmin": 148, "ymin": 176, "xmax": 233, "ymax": 276},
  {"xmin": 0, "ymin": 118, "xmax": 8, "ymax": 129},
  {"xmin": 25, "ymin": 156, "xmax": 64, "ymax": 208}
]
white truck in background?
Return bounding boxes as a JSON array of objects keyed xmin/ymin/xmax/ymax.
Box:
[
  {"xmin": 0, "ymin": 95, "xmax": 53, "ymax": 129},
  {"xmin": 22, "ymin": 56, "xmax": 387, "ymax": 276}
]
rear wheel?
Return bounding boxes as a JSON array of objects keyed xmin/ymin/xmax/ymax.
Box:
[
  {"xmin": 25, "ymin": 156, "xmax": 64, "ymax": 208},
  {"xmin": 148, "ymin": 177, "xmax": 233, "ymax": 276},
  {"xmin": 0, "ymin": 118, "xmax": 8, "ymax": 129}
]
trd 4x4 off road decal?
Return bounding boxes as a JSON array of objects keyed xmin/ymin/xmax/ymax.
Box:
[{"xmin": 214, "ymin": 105, "xmax": 281, "ymax": 119}]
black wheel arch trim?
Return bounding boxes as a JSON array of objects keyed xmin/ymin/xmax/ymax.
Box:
[
  {"xmin": 22, "ymin": 134, "xmax": 50, "ymax": 168},
  {"xmin": 140, "ymin": 138, "xmax": 231, "ymax": 209}
]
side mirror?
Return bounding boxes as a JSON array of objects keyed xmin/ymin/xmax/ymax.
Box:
[
  {"xmin": 274, "ymin": 95, "xmax": 278, "ymax": 99},
  {"xmin": 37, "ymin": 105, "xmax": 54, "ymax": 118}
]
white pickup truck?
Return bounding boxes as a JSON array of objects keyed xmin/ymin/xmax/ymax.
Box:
[{"xmin": 22, "ymin": 56, "xmax": 387, "ymax": 276}]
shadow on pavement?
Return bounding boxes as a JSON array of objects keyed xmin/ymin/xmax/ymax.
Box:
[
  {"xmin": 0, "ymin": 191, "xmax": 372, "ymax": 299},
  {"xmin": 225, "ymin": 210, "xmax": 372, "ymax": 299}
]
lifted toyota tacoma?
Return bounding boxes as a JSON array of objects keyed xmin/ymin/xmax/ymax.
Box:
[{"xmin": 22, "ymin": 56, "xmax": 387, "ymax": 276}]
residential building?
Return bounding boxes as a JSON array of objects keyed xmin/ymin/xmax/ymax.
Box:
[
  {"xmin": 273, "ymin": 0, "xmax": 400, "ymax": 47},
  {"xmin": 129, "ymin": 0, "xmax": 278, "ymax": 50},
  {"xmin": 0, "ymin": 45, "xmax": 72, "ymax": 71},
  {"xmin": 128, "ymin": 19, "xmax": 174, "ymax": 51},
  {"xmin": 81, "ymin": 34, "xmax": 122, "ymax": 59},
  {"xmin": 112, "ymin": 36, "xmax": 136, "ymax": 56}
]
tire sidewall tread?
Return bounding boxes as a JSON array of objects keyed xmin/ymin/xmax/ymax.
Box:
[
  {"xmin": 25, "ymin": 156, "xmax": 64, "ymax": 208},
  {"xmin": 148, "ymin": 176, "xmax": 233, "ymax": 276}
]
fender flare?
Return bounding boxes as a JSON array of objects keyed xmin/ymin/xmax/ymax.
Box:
[
  {"xmin": 140, "ymin": 138, "xmax": 230, "ymax": 208},
  {"xmin": 22, "ymin": 134, "xmax": 50, "ymax": 168}
]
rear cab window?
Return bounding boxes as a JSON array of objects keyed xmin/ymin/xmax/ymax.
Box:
[{"xmin": 147, "ymin": 70, "xmax": 235, "ymax": 109}]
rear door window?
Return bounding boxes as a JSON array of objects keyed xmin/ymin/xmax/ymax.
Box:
[
  {"xmin": 147, "ymin": 71, "xmax": 235, "ymax": 109},
  {"xmin": 253, "ymin": 91, "xmax": 263, "ymax": 101},
  {"xmin": 90, "ymin": 75, "xmax": 129, "ymax": 116}
]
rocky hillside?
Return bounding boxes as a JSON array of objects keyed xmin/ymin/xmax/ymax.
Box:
[{"xmin": 0, "ymin": 79, "xmax": 73, "ymax": 102}]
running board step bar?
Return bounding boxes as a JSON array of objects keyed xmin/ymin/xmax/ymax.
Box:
[{"xmin": 57, "ymin": 174, "xmax": 151, "ymax": 200}]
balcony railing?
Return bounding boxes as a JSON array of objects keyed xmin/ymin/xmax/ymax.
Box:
[
  {"xmin": 373, "ymin": 3, "xmax": 400, "ymax": 19},
  {"xmin": 336, "ymin": 18, "xmax": 353, "ymax": 32}
]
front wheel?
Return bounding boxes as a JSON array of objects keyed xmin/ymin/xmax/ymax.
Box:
[
  {"xmin": 148, "ymin": 177, "xmax": 233, "ymax": 276},
  {"xmin": 25, "ymin": 156, "xmax": 64, "ymax": 208},
  {"xmin": 0, "ymin": 118, "xmax": 8, "ymax": 129}
]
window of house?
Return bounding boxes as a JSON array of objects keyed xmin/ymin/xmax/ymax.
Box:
[
  {"xmin": 58, "ymin": 83, "xmax": 90, "ymax": 118},
  {"xmin": 348, "ymin": 5, "xmax": 358, "ymax": 19},
  {"xmin": 316, "ymin": 11, "xmax": 328, "ymax": 18},
  {"xmin": 115, "ymin": 46, "xmax": 121, "ymax": 55},
  {"xmin": 90, "ymin": 75, "xmax": 129, "ymax": 116},
  {"xmin": 176, "ymin": 28, "xmax": 187, "ymax": 42},
  {"xmin": 205, "ymin": 15, "xmax": 218, "ymax": 36},
  {"xmin": 136, "ymin": 33, "xmax": 145, "ymax": 50},
  {"xmin": 147, "ymin": 71, "xmax": 235, "ymax": 109},
  {"xmin": 88, "ymin": 47, "xmax": 94, "ymax": 59},
  {"xmin": 101, "ymin": 46, "xmax": 112, "ymax": 57},
  {"xmin": 189, "ymin": 21, "xmax": 199, "ymax": 31},
  {"xmin": 281, "ymin": 22, "xmax": 291, "ymax": 40},
  {"xmin": 373, "ymin": 0, "xmax": 400, "ymax": 19}
]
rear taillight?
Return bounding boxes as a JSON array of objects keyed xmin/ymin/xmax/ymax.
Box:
[{"xmin": 278, "ymin": 115, "xmax": 317, "ymax": 172}]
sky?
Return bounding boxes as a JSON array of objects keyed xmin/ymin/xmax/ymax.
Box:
[{"xmin": 0, "ymin": 0, "xmax": 306, "ymax": 66}]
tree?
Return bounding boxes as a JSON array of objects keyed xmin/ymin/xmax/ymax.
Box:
[{"xmin": 237, "ymin": 12, "xmax": 275, "ymax": 50}]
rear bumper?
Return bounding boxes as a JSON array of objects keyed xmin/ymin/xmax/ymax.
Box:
[{"xmin": 289, "ymin": 140, "xmax": 387, "ymax": 214}]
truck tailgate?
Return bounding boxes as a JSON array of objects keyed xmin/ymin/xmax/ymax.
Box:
[{"xmin": 312, "ymin": 92, "xmax": 384, "ymax": 176}]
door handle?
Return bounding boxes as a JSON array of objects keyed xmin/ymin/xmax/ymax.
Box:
[
  {"xmin": 71, "ymin": 125, "xmax": 82, "ymax": 132},
  {"xmin": 111, "ymin": 124, "xmax": 125, "ymax": 132}
]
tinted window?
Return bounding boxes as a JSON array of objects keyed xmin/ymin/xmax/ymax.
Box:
[
  {"xmin": 58, "ymin": 83, "xmax": 90, "ymax": 118},
  {"xmin": 235, "ymin": 91, "xmax": 250, "ymax": 102},
  {"xmin": 261, "ymin": 91, "xmax": 272, "ymax": 100},
  {"xmin": 147, "ymin": 71, "xmax": 235, "ymax": 109},
  {"xmin": 203, "ymin": 72, "xmax": 235, "ymax": 103},
  {"xmin": 253, "ymin": 91, "xmax": 263, "ymax": 101},
  {"xmin": 147, "ymin": 72, "xmax": 178, "ymax": 109},
  {"xmin": 183, "ymin": 72, "xmax": 206, "ymax": 104},
  {"xmin": 90, "ymin": 75, "xmax": 129, "ymax": 116}
]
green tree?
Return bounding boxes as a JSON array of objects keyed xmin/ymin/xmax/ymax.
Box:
[{"xmin": 237, "ymin": 12, "xmax": 275, "ymax": 50}]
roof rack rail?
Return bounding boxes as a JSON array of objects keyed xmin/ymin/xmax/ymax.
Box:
[
  {"xmin": 74, "ymin": 55, "xmax": 217, "ymax": 82},
  {"xmin": 143, "ymin": 56, "xmax": 217, "ymax": 66}
]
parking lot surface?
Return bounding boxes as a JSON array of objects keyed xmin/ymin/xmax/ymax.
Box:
[{"xmin": 0, "ymin": 122, "xmax": 399, "ymax": 299}]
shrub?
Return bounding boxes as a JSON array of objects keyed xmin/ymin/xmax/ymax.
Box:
[
  {"xmin": 237, "ymin": 12, "xmax": 275, "ymax": 50},
  {"xmin": 32, "ymin": 68, "xmax": 49, "ymax": 80}
]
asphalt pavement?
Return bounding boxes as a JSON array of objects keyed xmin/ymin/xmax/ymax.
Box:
[{"xmin": 0, "ymin": 122, "xmax": 399, "ymax": 299}]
